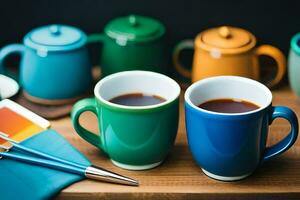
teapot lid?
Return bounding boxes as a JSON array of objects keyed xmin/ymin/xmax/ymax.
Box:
[
  {"xmin": 24, "ymin": 24, "xmax": 87, "ymax": 51},
  {"xmin": 104, "ymin": 15, "xmax": 165, "ymax": 43},
  {"xmin": 196, "ymin": 26, "xmax": 256, "ymax": 53}
]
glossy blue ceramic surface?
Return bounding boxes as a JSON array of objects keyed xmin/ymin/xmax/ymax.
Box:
[
  {"xmin": 184, "ymin": 76, "xmax": 298, "ymax": 180},
  {"xmin": 0, "ymin": 25, "xmax": 93, "ymax": 100}
]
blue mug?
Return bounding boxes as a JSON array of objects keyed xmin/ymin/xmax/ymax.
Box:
[
  {"xmin": 184, "ymin": 76, "xmax": 298, "ymax": 181},
  {"xmin": 0, "ymin": 24, "xmax": 93, "ymax": 105}
]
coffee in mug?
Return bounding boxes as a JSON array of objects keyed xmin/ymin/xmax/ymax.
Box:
[
  {"xmin": 109, "ymin": 93, "xmax": 166, "ymax": 106},
  {"xmin": 198, "ymin": 98, "xmax": 259, "ymax": 113}
]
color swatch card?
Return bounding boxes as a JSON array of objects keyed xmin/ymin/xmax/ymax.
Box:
[{"xmin": 0, "ymin": 99, "xmax": 50, "ymax": 144}]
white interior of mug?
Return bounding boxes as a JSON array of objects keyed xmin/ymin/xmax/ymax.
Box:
[
  {"xmin": 185, "ymin": 76, "xmax": 272, "ymax": 115},
  {"xmin": 94, "ymin": 70, "xmax": 181, "ymax": 109}
]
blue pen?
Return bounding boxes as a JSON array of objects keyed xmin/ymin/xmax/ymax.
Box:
[{"xmin": 0, "ymin": 132, "xmax": 138, "ymax": 186}]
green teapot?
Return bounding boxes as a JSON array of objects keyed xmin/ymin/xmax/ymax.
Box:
[{"xmin": 88, "ymin": 15, "xmax": 167, "ymax": 77}]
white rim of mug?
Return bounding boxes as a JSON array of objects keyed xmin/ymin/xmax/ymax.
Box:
[
  {"xmin": 94, "ymin": 70, "xmax": 181, "ymax": 110},
  {"xmin": 184, "ymin": 76, "xmax": 273, "ymax": 116}
]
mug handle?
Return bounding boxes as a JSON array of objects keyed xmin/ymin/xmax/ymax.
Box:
[
  {"xmin": 0, "ymin": 44, "xmax": 25, "ymax": 80},
  {"xmin": 263, "ymin": 106, "xmax": 298, "ymax": 161},
  {"xmin": 173, "ymin": 39, "xmax": 194, "ymax": 78},
  {"xmin": 71, "ymin": 98, "xmax": 106, "ymax": 153},
  {"xmin": 255, "ymin": 45, "xmax": 286, "ymax": 88}
]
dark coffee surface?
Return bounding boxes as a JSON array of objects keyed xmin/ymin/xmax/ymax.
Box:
[
  {"xmin": 198, "ymin": 98, "xmax": 259, "ymax": 113},
  {"xmin": 109, "ymin": 93, "xmax": 166, "ymax": 106}
]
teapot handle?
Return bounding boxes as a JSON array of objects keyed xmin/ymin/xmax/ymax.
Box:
[
  {"xmin": 255, "ymin": 45, "xmax": 286, "ymax": 88},
  {"xmin": 173, "ymin": 39, "xmax": 194, "ymax": 78},
  {"xmin": 87, "ymin": 34, "xmax": 106, "ymax": 44},
  {"xmin": 0, "ymin": 44, "xmax": 25, "ymax": 81},
  {"xmin": 87, "ymin": 34, "xmax": 106, "ymax": 80}
]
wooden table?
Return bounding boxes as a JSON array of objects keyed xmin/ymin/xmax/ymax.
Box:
[{"xmin": 54, "ymin": 86, "xmax": 300, "ymax": 200}]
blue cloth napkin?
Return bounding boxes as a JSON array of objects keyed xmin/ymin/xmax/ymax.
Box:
[{"xmin": 0, "ymin": 129, "xmax": 91, "ymax": 200}]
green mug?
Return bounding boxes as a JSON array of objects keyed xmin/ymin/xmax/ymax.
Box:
[
  {"xmin": 87, "ymin": 15, "xmax": 167, "ymax": 77},
  {"xmin": 289, "ymin": 33, "xmax": 300, "ymax": 96},
  {"xmin": 71, "ymin": 71, "xmax": 180, "ymax": 170}
]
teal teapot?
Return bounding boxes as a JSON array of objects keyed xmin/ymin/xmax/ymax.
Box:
[{"xmin": 0, "ymin": 24, "xmax": 93, "ymax": 105}]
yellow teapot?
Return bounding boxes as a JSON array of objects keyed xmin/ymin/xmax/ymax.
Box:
[{"xmin": 173, "ymin": 26, "xmax": 286, "ymax": 87}]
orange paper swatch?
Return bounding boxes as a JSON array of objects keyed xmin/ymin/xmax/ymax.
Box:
[{"xmin": 0, "ymin": 107, "xmax": 43, "ymax": 144}]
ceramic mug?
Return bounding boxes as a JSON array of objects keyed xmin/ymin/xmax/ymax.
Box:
[
  {"xmin": 185, "ymin": 76, "xmax": 298, "ymax": 181},
  {"xmin": 288, "ymin": 33, "xmax": 300, "ymax": 96},
  {"xmin": 71, "ymin": 71, "xmax": 180, "ymax": 170},
  {"xmin": 173, "ymin": 26, "xmax": 286, "ymax": 87},
  {"xmin": 0, "ymin": 24, "xmax": 93, "ymax": 105},
  {"xmin": 87, "ymin": 15, "xmax": 167, "ymax": 77}
]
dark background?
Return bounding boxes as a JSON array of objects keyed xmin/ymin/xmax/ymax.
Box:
[{"xmin": 0, "ymin": 0, "xmax": 299, "ymax": 81}]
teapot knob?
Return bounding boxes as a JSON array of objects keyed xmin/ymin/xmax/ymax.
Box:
[
  {"xmin": 49, "ymin": 25, "xmax": 61, "ymax": 36},
  {"xmin": 219, "ymin": 26, "xmax": 231, "ymax": 39},
  {"xmin": 128, "ymin": 15, "xmax": 138, "ymax": 27}
]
